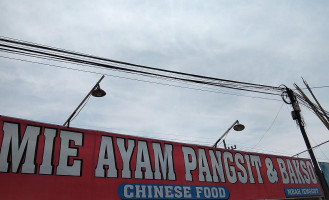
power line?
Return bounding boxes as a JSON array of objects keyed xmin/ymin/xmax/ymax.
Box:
[
  {"xmin": 0, "ymin": 36, "xmax": 284, "ymax": 96},
  {"xmin": 0, "ymin": 54, "xmax": 283, "ymax": 102},
  {"xmin": 297, "ymin": 86, "xmax": 329, "ymax": 90},
  {"xmin": 2, "ymin": 37, "xmax": 329, "ymax": 160},
  {"xmin": 292, "ymin": 139, "xmax": 329, "ymax": 157},
  {"xmin": 0, "ymin": 36, "xmax": 282, "ymax": 90},
  {"xmin": 301, "ymin": 134, "xmax": 329, "ymax": 162},
  {"xmin": 252, "ymin": 102, "xmax": 284, "ymax": 148},
  {"xmin": 0, "ymin": 45, "xmax": 280, "ymax": 95}
]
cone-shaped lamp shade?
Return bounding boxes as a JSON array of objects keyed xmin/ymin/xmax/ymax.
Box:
[
  {"xmin": 233, "ymin": 123, "xmax": 245, "ymax": 131},
  {"xmin": 91, "ymin": 85, "xmax": 106, "ymax": 97}
]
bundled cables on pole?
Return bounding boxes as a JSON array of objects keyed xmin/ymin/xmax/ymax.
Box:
[
  {"xmin": 294, "ymin": 79, "xmax": 329, "ymax": 130},
  {"xmin": 0, "ymin": 36, "xmax": 284, "ymax": 96}
]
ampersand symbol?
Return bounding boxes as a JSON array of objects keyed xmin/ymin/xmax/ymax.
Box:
[{"xmin": 265, "ymin": 158, "xmax": 278, "ymax": 183}]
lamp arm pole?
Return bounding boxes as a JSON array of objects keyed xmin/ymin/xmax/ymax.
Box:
[
  {"xmin": 213, "ymin": 120, "xmax": 239, "ymax": 148},
  {"xmin": 63, "ymin": 75, "xmax": 105, "ymax": 127}
]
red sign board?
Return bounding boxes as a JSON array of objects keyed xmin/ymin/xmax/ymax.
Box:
[{"xmin": 0, "ymin": 115, "xmax": 323, "ymax": 199}]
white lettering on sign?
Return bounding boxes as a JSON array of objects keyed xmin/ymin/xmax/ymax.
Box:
[
  {"xmin": 277, "ymin": 158, "xmax": 290, "ymax": 184},
  {"xmin": 300, "ymin": 160, "xmax": 311, "ymax": 184},
  {"xmin": 182, "ymin": 147, "xmax": 268, "ymax": 184},
  {"xmin": 0, "ymin": 122, "xmax": 40, "ymax": 173},
  {"xmin": 152, "ymin": 143, "xmax": 176, "ymax": 180},
  {"xmin": 198, "ymin": 148, "xmax": 212, "ymax": 182},
  {"xmin": 250, "ymin": 155, "xmax": 263, "ymax": 184},
  {"xmin": 265, "ymin": 157, "xmax": 278, "ymax": 183},
  {"xmin": 95, "ymin": 137, "xmax": 176, "ymax": 180},
  {"xmin": 223, "ymin": 151, "xmax": 237, "ymax": 183},
  {"xmin": 95, "ymin": 136, "xmax": 118, "ymax": 178},
  {"xmin": 39, "ymin": 128, "xmax": 57, "ymax": 175},
  {"xmin": 56, "ymin": 130, "xmax": 83, "ymax": 176},
  {"xmin": 208, "ymin": 150, "xmax": 225, "ymax": 183},
  {"xmin": 277, "ymin": 158, "xmax": 317, "ymax": 184},
  {"xmin": 135, "ymin": 141, "xmax": 153, "ymax": 179},
  {"xmin": 235, "ymin": 153, "xmax": 248, "ymax": 184},
  {"xmin": 244, "ymin": 154, "xmax": 255, "ymax": 183},
  {"xmin": 292, "ymin": 160, "xmax": 305, "ymax": 184},
  {"xmin": 306, "ymin": 161, "xmax": 317, "ymax": 184},
  {"xmin": 118, "ymin": 184, "xmax": 228, "ymax": 199},
  {"xmin": 117, "ymin": 138, "xmax": 135, "ymax": 179},
  {"xmin": 0, "ymin": 120, "xmax": 320, "ymax": 187},
  {"xmin": 182, "ymin": 146, "xmax": 197, "ymax": 181},
  {"xmin": 0, "ymin": 122, "xmax": 83, "ymax": 176}
]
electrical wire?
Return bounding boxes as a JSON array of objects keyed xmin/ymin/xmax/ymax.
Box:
[
  {"xmin": 0, "ymin": 46, "xmax": 280, "ymax": 95},
  {"xmin": 296, "ymin": 86, "xmax": 329, "ymax": 90},
  {"xmin": 306, "ymin": 134, "xmax": 329, "ymax": 161},
  {"xmin": 0, "ymin": 36, "xmax": 282, "ymax": 91},
  {"xmin": 252, "ymin": 102, "xmax": 284, "ymax": 148},
  {"xmin": 1, "ymin": 36, "xmax": 328, "ymax": 158},
  {"xmin": 293, "ymin": 139, "xmax": 329, "ymax": 157},
  {"xmin": 0, "ymin": 36, "xmax": 284, "ymax": 96},
  {"xmin": 0, "ymin": 54, "xmax": 283, "ymax": 102}
]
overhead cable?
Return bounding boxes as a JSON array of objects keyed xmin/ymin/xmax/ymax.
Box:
[
  {"xmin": 292, "ymin": 139, "xmax": 329, "ymax": 157},
  {"xmin": 0, "ymin": 36, "xmax": 284, "ymax": 96},
  {"xmin": 0, "ymin": 55, "xmax": 282, "ymax": 102}
]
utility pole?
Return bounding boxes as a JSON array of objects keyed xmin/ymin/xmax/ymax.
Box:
[{"xmin": 285, "ymin": 88, "xmax": 329, "ymax": 199}]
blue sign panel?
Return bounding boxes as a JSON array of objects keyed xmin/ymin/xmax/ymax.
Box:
[
  {"xmin": 284, "ymin": 187, "xmax": 321, "ymax": 198},
  {"xmin": 319, "ymin": 162, "xmax": 329, "ymax": 187},
  {"xmin": 118, "ymin": 183, "xmax": 229, "ymax": 199}
]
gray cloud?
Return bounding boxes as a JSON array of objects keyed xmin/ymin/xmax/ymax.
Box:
[{"xmin": 1, "ymin": 0, "xmax": 329, "ymax": 160}]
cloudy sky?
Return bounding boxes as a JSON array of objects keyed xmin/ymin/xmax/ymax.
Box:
[{"xmin": 0, "ymin": 0, "xmax": 329, "ymax": 162}]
